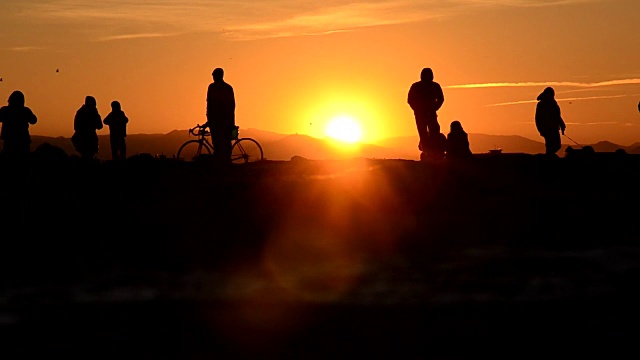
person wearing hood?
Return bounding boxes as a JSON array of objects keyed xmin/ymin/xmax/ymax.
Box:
[
  {"xmin": 0, "ymin": 90, "xmax": 38, "ymax": 160},
  {"xmin": 408, "ymin": 67, "xmax": 444, "ymax": 159},
  {"xmin": 72, "ymin": 95, "xmax": 103, "ymax": 160},
  {"xmin": 535, "ymin": 87, "xmax": 566, "ymax": 156},
  {"xmin": 446, "ymin": 120, "xmax": 472, "ymax": 160},
  {"xmin": 103, "ymin": 100, "xmax": 129, "ymax": 161}
]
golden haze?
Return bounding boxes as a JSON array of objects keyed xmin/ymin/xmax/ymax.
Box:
[{"xmin": 0, "ymin": 1, "xmax": 639, "ymax": 146}]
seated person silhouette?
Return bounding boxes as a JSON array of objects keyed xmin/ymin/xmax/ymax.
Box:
[{"xmin": 446, "ymin": 120, "xmax": 472, "ymax": 159}]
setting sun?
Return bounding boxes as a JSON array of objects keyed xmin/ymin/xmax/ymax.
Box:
[{"xmin": 325, "ymin": 115, "xmax": 362, "ymax": 143}]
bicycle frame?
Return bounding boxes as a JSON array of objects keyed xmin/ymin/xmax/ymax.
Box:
[
  {"xmin": 176, "ymin": 124, "xmax": 264, "ymax": 164},
  {"xmin": 194, "ymin": 128, "xmax": 214, "ymax": 150}
]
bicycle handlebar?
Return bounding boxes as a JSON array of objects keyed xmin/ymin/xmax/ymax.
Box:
[
  {"xmin": 189, "ymin": 123, "xmax": 237, "ymax": 138},
  {"xmin": 189, "ymin": 124, "xmax": 209, "ymax": 137}
]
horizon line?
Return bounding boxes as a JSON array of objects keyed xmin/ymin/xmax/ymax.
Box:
[{"xmin": 30, "ymin": 130, "xmax": 640, "ymax": 147}]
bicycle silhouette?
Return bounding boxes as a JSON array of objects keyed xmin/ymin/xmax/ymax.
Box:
[{"xmin": 176, "ymin": 124, "xmax": 264, "ymax": 163}]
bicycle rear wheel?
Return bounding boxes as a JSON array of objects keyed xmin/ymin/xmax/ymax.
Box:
[
  {"xmin": 231, "ymin": 138, "xmax": 264, "ymax": 164},
  {"xmin": 176, "ymin": 140, "xmax": 212, "ymax": 161}
]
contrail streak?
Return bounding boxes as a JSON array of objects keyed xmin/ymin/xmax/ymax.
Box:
[
  {"xmin": 488, "ymin": 94, "xmax": 639, "ymax": 106},
  {"xmin": 448, "ymin": 79, "xmax": 640, "ymax": 89}
]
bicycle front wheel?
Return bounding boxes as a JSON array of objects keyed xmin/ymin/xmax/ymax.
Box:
[
  {"xmin": 231, "ymin": 138, "xmax": 264, "ymax": 164},
  {"xmin": 176, "ymin": 140, "xmax": 212, "ymax": 161}
]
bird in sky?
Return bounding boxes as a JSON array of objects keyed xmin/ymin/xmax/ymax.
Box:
[
  {"xmin": 56, "ymin": 69, "xmax": 59, "ymax": 73},
  {"xmin": 0, "ymin": 78, "xmax": 3, "ymax": 82}
]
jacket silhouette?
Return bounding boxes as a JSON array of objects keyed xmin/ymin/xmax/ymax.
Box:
[
  {"xmin": 535, "ymin": 87, "xmax": 565, "ymax": 156},
  {"xmin": 103, "ymin": 100, "xmax": 129, "ymax": 161},
  {"xmin": 205, "ymin": 67, "xmax": 236, "ymax": 166},
  {"xmin": 408, "ymin": 68, "xmax": 444, "ymax": 157},
  {"xmin": 446, "ymin": 120, "xmax": 472, "ymax": 159},
  {"xmin": 0, "ymin": 90, "xmax": 37, "ymax": 159},
  {"xmin": 72, "ymin": 96, "xmax": 103, "ymax": 159}
]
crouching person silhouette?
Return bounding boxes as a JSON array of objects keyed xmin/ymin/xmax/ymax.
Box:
[{"xmin": 419, "ymin": 132, "xmax": 447, "ymax": 160}]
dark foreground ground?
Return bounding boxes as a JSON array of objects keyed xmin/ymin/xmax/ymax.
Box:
[{"xmin": 1, "ymin": 151, "xmax": 640, "ymax": 359}]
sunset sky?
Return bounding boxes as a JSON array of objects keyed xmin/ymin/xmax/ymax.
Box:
[{"xmin": 1, "ymin": 0, "xmax": 639, "ymax": 146}]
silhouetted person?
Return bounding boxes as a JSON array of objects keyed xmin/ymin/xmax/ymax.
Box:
[
  {"xmin": 637, "ymin": 100, "xmax": 639, "ymax": 114},
  {"xmin": 446, "ymin": 120, "xmax": 472, "ymax": 160},
  {"xmin": 103, "ymin": 100, "xmax": 129, "ymax": 161},
  {"xmin": 205, "ymin": 67, "xmax": 235, "ymax": 167},
  {"xmin": 72, "ymin": 96, "xmax": 103, "ymax": 160},
  {"xmin": 535, "ymin": 87, "xmax": 565, "ymax": 156},
  {"xmin": 408, "ymin": 68, "xmax": 444, "ymax": 159},
  {"xmin": 0, "ymin": 90, "xmax": 37, "ymax": 160}
]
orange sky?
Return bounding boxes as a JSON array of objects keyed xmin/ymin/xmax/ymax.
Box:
[{"xmin": 1, "ymin": 0, "xmax": 639, "ymax": 145}]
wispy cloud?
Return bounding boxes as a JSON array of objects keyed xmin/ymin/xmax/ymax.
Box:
[
  {"xmin": 14, "ymin": 0, "xmax": 605, "ymax": 41},
  {"xmin": 448, "ymin": 78, "xmax": 640, "ymax": 89},
  {"xmin": 1, "ymin": 46, "xmax": 45, "ymax": 52},
  {"xmin": 564, "ymin": 121, "xmax": 622, "ymax": 125},
  {"xmin": 223, "ymin": 2, "xmax": 444, "ymax": 41},
  {"xmin": 488, "ymin": 93, "xmax": 640, "ymax": 107},
  {"xmin": 513, "ymin": 120, "xmax": 627, "ymax": 125},
  {"xmin": 98, "ymin": 33, "xmax": 178, "ymax": 42},
  {"xmin": 453, "ymin": 0, "xmax": 598, "ymax": 6}
]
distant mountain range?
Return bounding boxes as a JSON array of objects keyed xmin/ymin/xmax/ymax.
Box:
[{"xmin": 29, "ymin": 129, "xmax": 640, "ymax": 161}]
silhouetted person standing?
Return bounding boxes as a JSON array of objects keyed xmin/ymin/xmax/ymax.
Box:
[
  {"xmin": 408, "ymin": 68, "xmax": 444, "ymax": 159},
  {"xmin": 72, "ymin": 96, "xmax": 103, "ymax": 160},
  {"xmin": 0, "ymin": 90, "xmax": 37, "ymax": 161},
  {"xmin": 535, "ymin": 87, "xmax": 566, "ymax": 156},
  {"xmin": 103, "ymin": 100, "xmax": 129, "ymax": 161},
  {"xmin": 446, "ymin": 120, "xmax": 472, "ymax": 160},
  {"xmin": 205, "ymin": 68, "xmax": 235, "ymax": 167}
]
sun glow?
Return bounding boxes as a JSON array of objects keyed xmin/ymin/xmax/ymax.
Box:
[{"xmin": 325, "ymin": 115, "xmax": 362, "ymax": 143}]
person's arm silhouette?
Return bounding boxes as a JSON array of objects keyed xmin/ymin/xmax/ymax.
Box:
[{"xmin": 433, "ymin": 84, "xmax": 444, "ymax": 112}]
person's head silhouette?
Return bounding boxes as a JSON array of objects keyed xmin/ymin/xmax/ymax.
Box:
[
  {"xmin": 450, "ymin": 120, "xmax": 463, "ymax": 133},
  {"xmin": 111, "ymin": 100, "xmax": 121, "ymax": 111},
  {"xmin": 421, "ymin": 68, "xmax": 434, "ymax": 82},
  {"xmin": 537, "ymin": 87, "xmax": 555, "ymax": 101},
  {"xmin": 85, "ymin": 95, "xmax": 97, "ymax": 107},
  {"xmin": 8, "ymin": 90, "xmax": 25, "ymax": 107},
  {"xmin": 212, "ymin": 68, "xmax": 224, "ymax": 82}
]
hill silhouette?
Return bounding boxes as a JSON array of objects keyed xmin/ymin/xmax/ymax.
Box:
[{"xmin": 29, "ymin": 129, "xmax": 635, "ymax": 161}]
